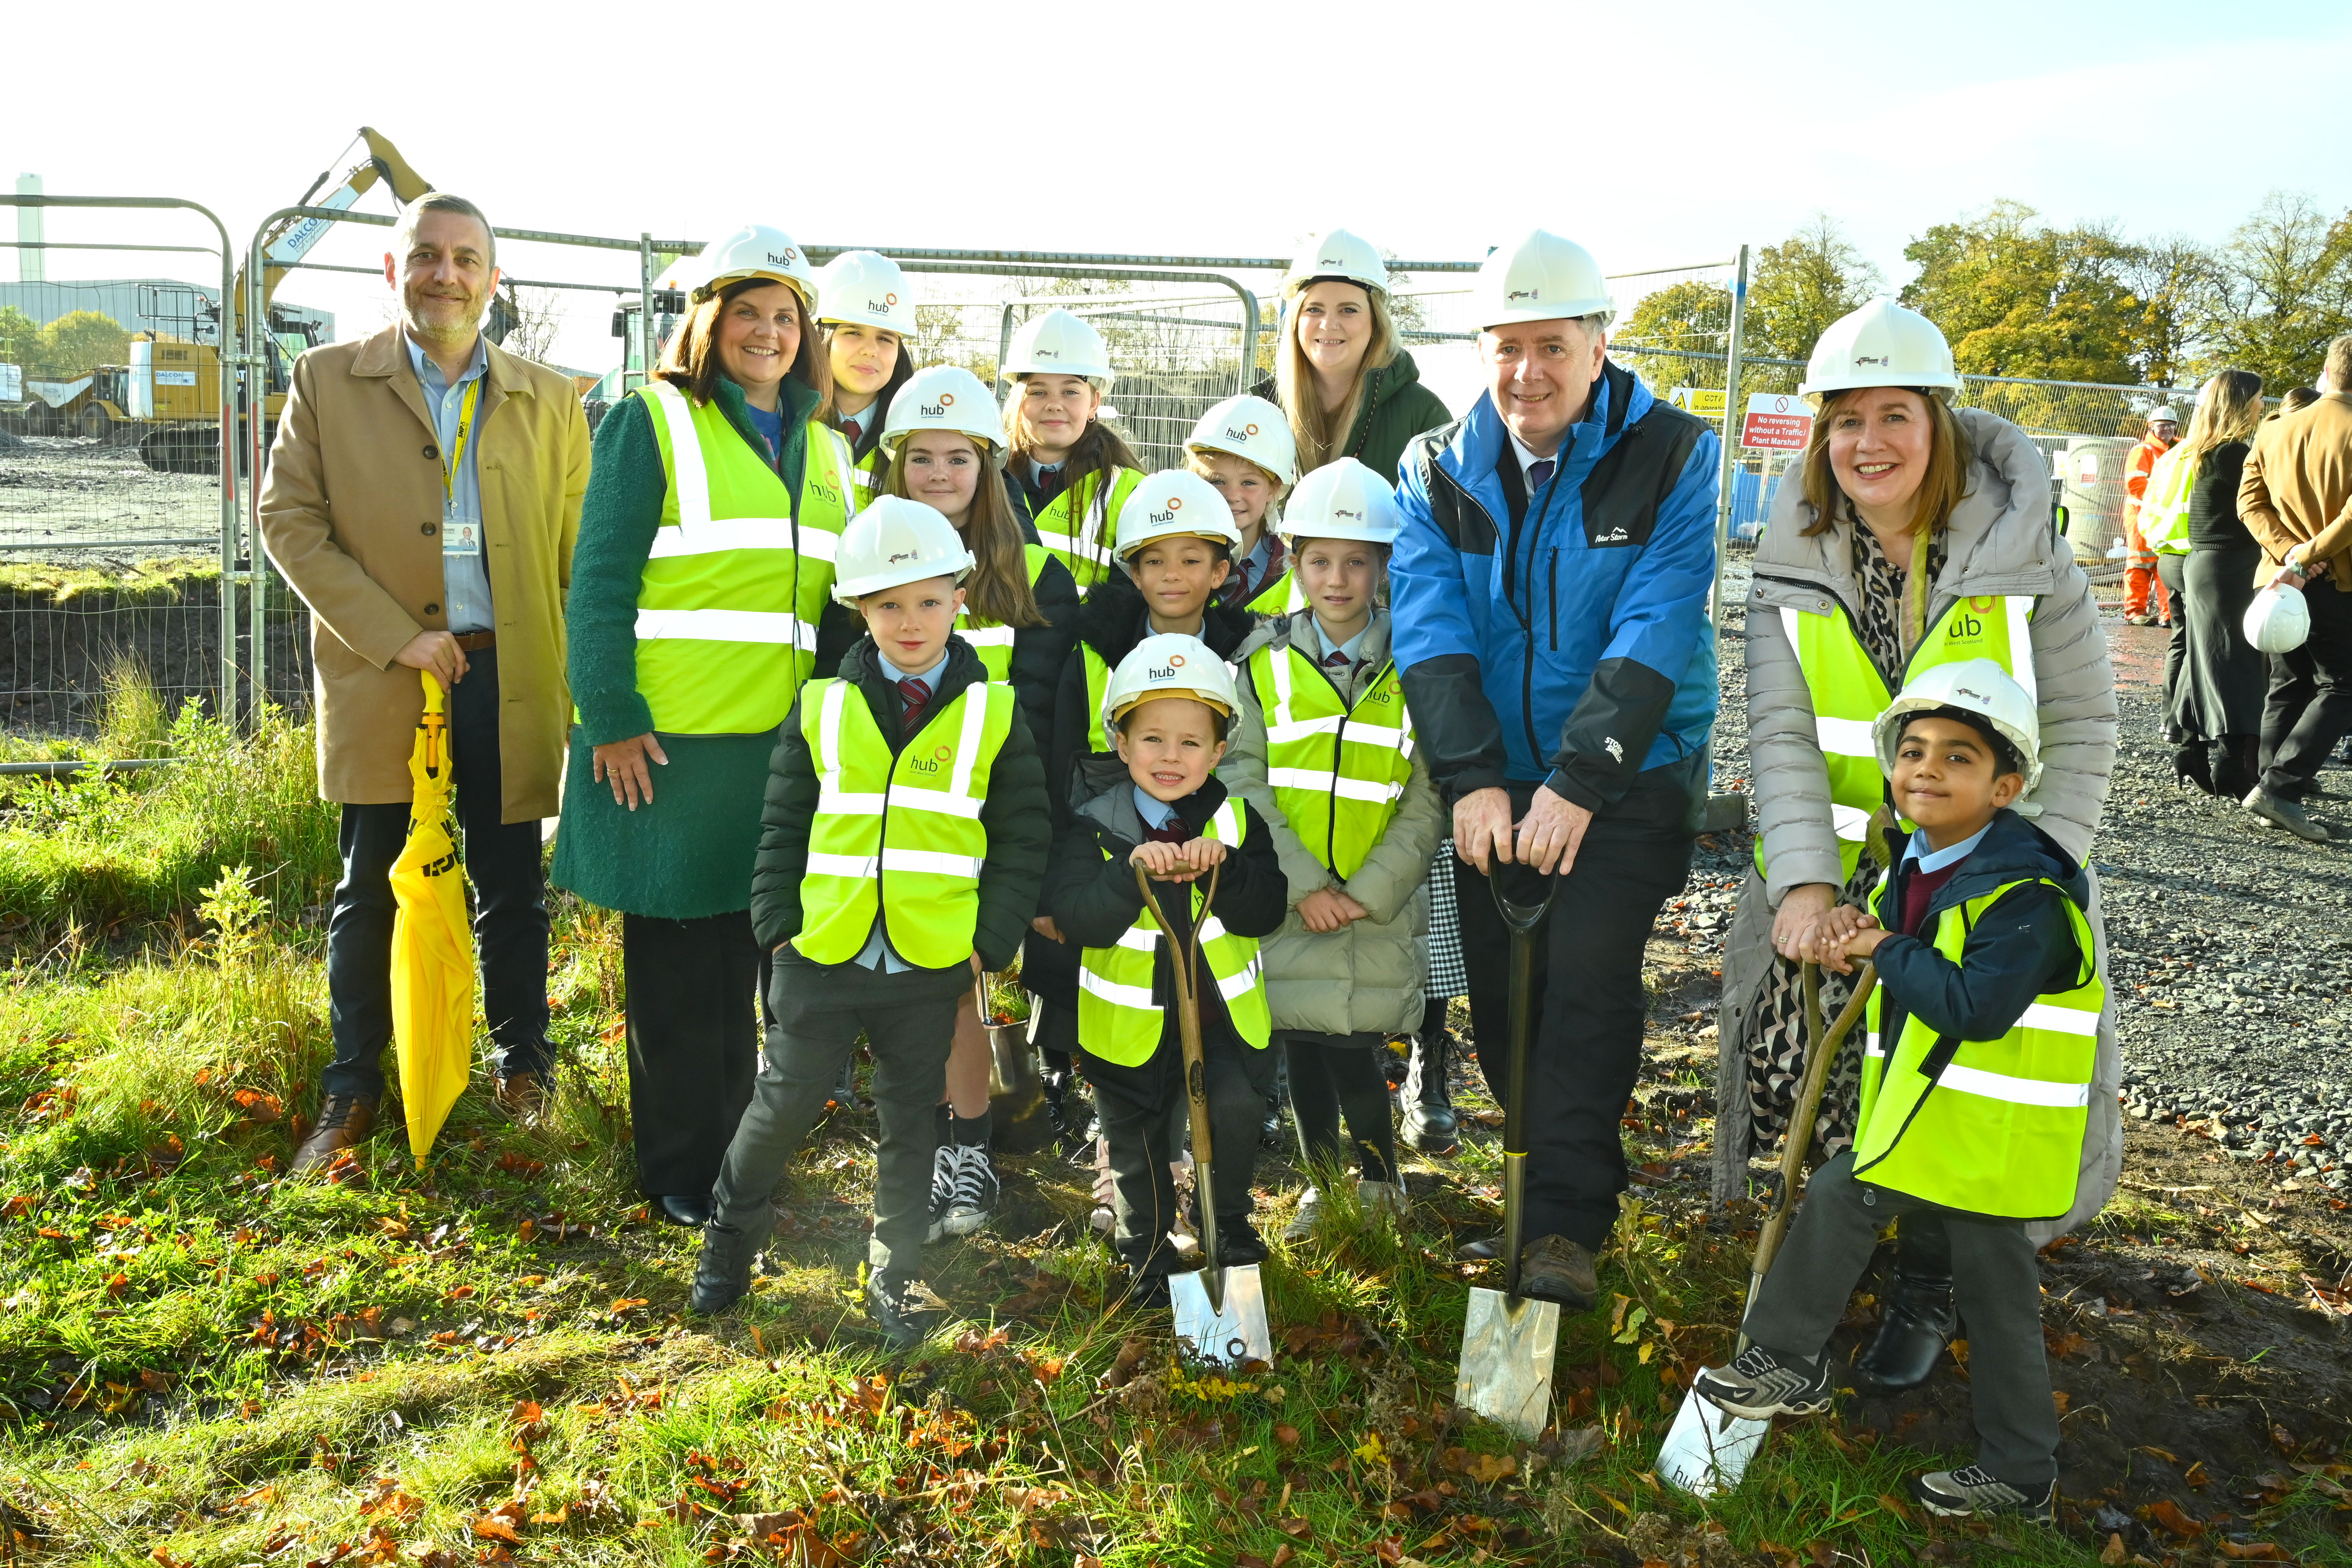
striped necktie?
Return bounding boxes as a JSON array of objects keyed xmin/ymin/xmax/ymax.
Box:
[{"xmin": 896, "ymin": 677, "xmax": 932, "ymax": 735}]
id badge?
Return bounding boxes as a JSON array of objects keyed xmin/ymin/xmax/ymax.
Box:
[{"xmin": 442, "ymin": 519, "xmax": 483, "ymax": 559}]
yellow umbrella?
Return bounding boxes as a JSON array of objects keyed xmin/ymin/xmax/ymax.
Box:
[{"xmin": 389, "ymin": 669, "xmax": 476, "ymax": 1160}]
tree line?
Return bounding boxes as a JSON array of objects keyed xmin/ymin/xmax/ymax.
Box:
[{"xmin": 0, "ymin": 308, "xmax": 134, "ymax": 383}]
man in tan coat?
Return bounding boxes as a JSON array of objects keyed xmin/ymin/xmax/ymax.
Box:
[
  {"xmin": 259, "ymin": 192, "xmax": 589, "ymax": 1170},
  {"xmin": 2237, "ymin": 331, "xmax": 2352, "ymax": 842}
]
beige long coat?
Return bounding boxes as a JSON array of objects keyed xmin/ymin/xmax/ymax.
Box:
[{"xmin": 259, "ymin": 324, "xmax": 589, "ymax": 822}]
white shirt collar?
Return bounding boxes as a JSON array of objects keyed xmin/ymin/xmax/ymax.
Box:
[
  {"xmin": 1903, "ymin": 822, "xmax": 1992, "ymax": 874},
  {"xmin": 1506, "ymin": 426, "xmax": 1562, "ymax": 479}
]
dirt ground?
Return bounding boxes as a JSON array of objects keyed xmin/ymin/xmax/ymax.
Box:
[{"xmin": 0, "ymin": 433, "xmax": 224, "ymax": 553}]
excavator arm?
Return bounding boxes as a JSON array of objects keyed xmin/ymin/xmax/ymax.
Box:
[{"xmin": 232, "ymin": 127, "xmax": 434, "ymax": 342}]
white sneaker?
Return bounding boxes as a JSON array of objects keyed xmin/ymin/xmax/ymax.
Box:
[
  {"xmin": 1282, "ymin": 1185, "xmax": 1325, "ymax": 1244},
  {"xmin": 935, "ymin": 1143, "xmax": 999, "ymax": 1239},
  {"xmin": 1358, "ymin": 1179, "xmax": 1409, "ymax": 1223},
  {"xmin": 924, "ymin": 1141, "xmax": 957, "ymax": 1242}
]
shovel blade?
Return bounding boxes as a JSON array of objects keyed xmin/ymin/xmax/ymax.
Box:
[
  {"xmin": 1655, "ymin": 1381, "xmax": 1771, "ymax": 1496},
  {"xmin": 1453, "ymin": 1287, "xmax": 1560, "ymax": 1441},
  {"xmin": 1170, "ymin": 1264, "xmax": 1271, "ymax": 1368}
]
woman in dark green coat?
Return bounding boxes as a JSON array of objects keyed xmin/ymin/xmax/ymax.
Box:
[
  {"xmin": 554, "ymin": 223, "xmax": 860, "ymax": 1226},
  {"xmin": 1268, "ymin": 227, "xmax": 1453, "ymax": 484}
]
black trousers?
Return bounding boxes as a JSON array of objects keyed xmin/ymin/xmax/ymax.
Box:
[
  {"xmin": 1083, "ymin": 1027, "xmax": 1275, "ymax": 1276},
  {"xmin": 1454, "ymin": 795, "xmax": 1693, "ymax": 1251},
  {"xmin": 1280, "ymin": 1031, "xmax": 1397, "ymax": 1183},
  {"xmin": 2261, "ymin": 576, "xmax": 2352, "ymax": 794},
  {"xmin": 2158, "ymin": 553, "xmax": 2190, "ymax": 743},
  {"xmin": 323, "ymin": 647, "xmax": 551, "ymax": 1104},
  {"xmin": 623, "ymin": 910, "xmax": 767, "ymax": 1199}
]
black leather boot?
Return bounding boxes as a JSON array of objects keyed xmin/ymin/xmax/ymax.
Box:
[
  {"xmin": 1853, "ymin": 1262, "xmax": 1957, "ymax": 1394},
  {"xmin": 689, "ymin": 1221, "xmax": 756, "ymax": 1315},
  {"xmin": 2172, "ymin": 743, "xmax": 2214, "ymax": 795},
  {"xmin": 1401, "ymin": 1027, "xmax": 1460, "ymax": 1153}
]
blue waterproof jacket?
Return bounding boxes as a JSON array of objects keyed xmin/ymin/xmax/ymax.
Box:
[{"xmin": 1391, "ymin": 359, "xmax": 1720, "ymax": 814}]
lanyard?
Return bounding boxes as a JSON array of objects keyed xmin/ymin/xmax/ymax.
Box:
[{"xmin": 439, "ymin": 377, "xmax": 481, "ymax": 507}]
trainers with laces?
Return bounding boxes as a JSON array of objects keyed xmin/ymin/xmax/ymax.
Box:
[
  {"xmin": 1281, "ymin": 1186, "xmax": 1324, "ymax": 1244},
  {"xmin": 924, "ymin": 1142, "xmax": 957, "ymax": 1240},
  {"xmin": 935, "ymin": 1143, "xmax": 999, "ymax": 1239},
  {"xmin": 1908, "ymin": 1466, "xmax": 2056, "ymax": 1522},
  {"xmin": 2244, "ymin": 785, "xmax": 2329, "ymax": 842},
  {"xmin": 1693, "ymin": 1343, "xmax": 1836, "ymax": 1419},
  {"xmin": 1357, "ymin": 1179, "xmax": 1409, "ymax": 1223}
]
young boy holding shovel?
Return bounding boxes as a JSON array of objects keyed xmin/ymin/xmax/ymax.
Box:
[{"xmin": 1694, "ymin": 660, "xmax": 2103, "ymax": 1521}]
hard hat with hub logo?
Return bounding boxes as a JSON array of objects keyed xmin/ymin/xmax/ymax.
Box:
[
  {"xmin": 882, "ymin": 365, "xmax": 1002, "ymax": 454},
  {"xmin": 1871, "ymin": 658, "xmax": 2042, "ymax": 794},
  {"xmin": 1113, "ymin": 469, "xmax": 1245, "ymax": 562},
  {"xmin": 1799, "ymin": 297, "xmax": 1960, "ymax": 408},
  {"xmin": 1104, "ymin": 632, "xmax": 1240, "ymax": 729},
  {"xmin": 1284, "ymin": 228, "xmax": 1390, "ymax": 300},
  {"xmin": 1281, "ymin": 457, "xmax": 1403, "ymax": 547},
  {"xmin": 1002, "ymin": 307, "xmax": 1114, "ymax": 389},
  {"xmin": 830, "ymin": 496, "xmax": 975, "ymax": 604},
  {"xmin": 689, "ymin": 223, "xmax": 819, "ymax": 311},
  {"xmin": 815, "ymin": 249, "xmax": 914, "ymax": 336},
  {"xmin": 1186, "ymin": 394, "xmax": 1296, "ymax": 485},
  {"xmin": 1474, "ymin": 230, "xmax": 1614, "ymax": 331}
]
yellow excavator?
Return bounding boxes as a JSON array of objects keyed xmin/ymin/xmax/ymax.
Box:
[{"xmin": 135, "ymin": 127, "xmax": 433, "ymax": 472}]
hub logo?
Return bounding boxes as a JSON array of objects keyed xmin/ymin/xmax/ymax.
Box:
[
  {"xmin": 907, "ymin": 741, "xmax": 954, "ymax": 774},
  {"xmin": 768, "ymin": 248, "xmax": 798, "ymax": 266},
  {"xmin": 1147, "ymin": 495, "xmax": 1185, "ymax": 525},
  {"xmin": 920, "ymin": 392, "xmax": 957, "ymax": 417},
  {"xmin": 873, "ymin": 292, "xmax": 899, "ymax": 311},
  {"xmin": 1224, "ymin": 422, "xmax": 1260, "ymax": 442},
  {"xmin": 1147, "ymin": 651, "xmax": 1189, "ymax": 680}
]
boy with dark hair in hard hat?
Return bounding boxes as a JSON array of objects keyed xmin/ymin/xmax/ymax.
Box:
[
  {"xmin": 1694, "ymin": 660, "xmax": 2102, "ymax": 1524},
  {"xmin": 687, "ymin": 498, "xmax": 1050, "ymax": 1347},
  {"xmin": 1042, "ymin": 634, "xmax": 1289, "ymax": 1304}
]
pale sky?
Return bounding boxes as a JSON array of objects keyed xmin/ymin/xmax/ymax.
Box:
[{"xmin": 10, "ymin": 0, "xmax": 2350, "ymax": 380}]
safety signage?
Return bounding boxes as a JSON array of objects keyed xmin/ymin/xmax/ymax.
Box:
[
  {"xmin": 1670, "ymin": 386, "xmax": 1726, "ymax": 417},
  {"xmin": 1740, "ymin": 392, "xmax": 1812, "ymax": 451}
]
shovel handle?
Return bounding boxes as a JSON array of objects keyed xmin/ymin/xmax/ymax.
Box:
[
  {"xmin": 1135, "ymin": 860, "xmax": 1226, "ymax": 1303},
  {"xmin": 1484, "ymin": 873, "xmax": 1556, "ymax": 1298},
  {"xmin": 1742, "ymin": 961, "xmax": 1877, "ymax": 1324}
]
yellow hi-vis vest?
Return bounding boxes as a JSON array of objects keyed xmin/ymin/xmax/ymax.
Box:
[
  {"xmin": 1760, "ymin": 592, "xmax": 2038, "ymax": 884},
  {"xmin": 2140, "ymin": 446, "xmax": 2198, "ymax": 555},
  {"xmin": 1852, "ymin": 876, "xmax": 2103, "ymax": 1218},
  {"xmin": 1034, "ymin": 466, "xmax": 1143, "ymax": 592},
  {"xmin": 1244, "ymin": 570, "xmax": 1303, "ymax": 617},
  {"xmin": 1077, "ymin": 798, "xmax": 1272, "ymax": 1066},
  {"xmin": 953, "ymin": 544, "xmax": 1053, "ymax": 683},
  {"xmin": 792, "ymin": 675, "xmax": 1017, "ymax": 969},
  {"xmin": 632, "ymin": 380, "xmax": 857, "ymax": 734},
  {"xmin": 849, "ymin": 440, "xmax": 882, "ymax": 507},
  {"xmin": 1247, "ymin": 638, "xmax": 1415, "ymax": 879}
]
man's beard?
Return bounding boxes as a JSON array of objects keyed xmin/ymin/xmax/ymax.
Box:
[{"xmin": 404, "ymin": 286, "xmax": 483, "ymax": 345}]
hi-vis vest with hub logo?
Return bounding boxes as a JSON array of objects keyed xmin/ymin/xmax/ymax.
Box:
[
  {"xmin": 1763, "ymin": 592, "xmax": 2038, "ymax": 883},
  {"xmin": 1247, "ymin": 641, "xmax": 1415, "ymax": 879},
  {"xmin": 792, "ymin": 676, "xmax": 1017, "ymax": 969},
  {"xmin": 1852, "ymin": 877, "xmax": 2102, "ymax": 1218},
  {"xmin": 1035, "ymin": 467, "xmax": 1143, "ymax": 592},
  {"xmin": 1078, "ymin": 799, "xmax": 1271, "ymax": 1065},
  {"xmin": 633, "ymin": 381, "xmax": 858, "ymax": 733},
  {"xmin": 953, "ymin": 545, "xmax": 1053, "ymax": 682}
]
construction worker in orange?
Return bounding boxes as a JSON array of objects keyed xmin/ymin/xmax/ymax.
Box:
[{"xmin": 2123, "ymin": 406, "xmax": 2180, "ymax": 626}]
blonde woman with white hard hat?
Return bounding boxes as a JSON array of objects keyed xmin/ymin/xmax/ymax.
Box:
[
  {"xmin": 552, "ymin": 222, "xmax": 860, "ymax": 1229},
  {"xmin": 1001, "ymin": 307, "xmax": 1146, "ymax": 591},
  {"xmin": 1717, "ymin": 296, "xmax": 2120, "ymax": 1395},
  {"xmin": 1268, "ymin": 229, "xmax": 1453, "ymax": 482},
  {"xmin": 815, "ymin": 249, "xmax": 920, "ymax": 506}
]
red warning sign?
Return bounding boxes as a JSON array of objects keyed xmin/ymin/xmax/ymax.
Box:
[{"xmin": 1740, "ymin": 392, "xmax": 1813, "ymax": 452}]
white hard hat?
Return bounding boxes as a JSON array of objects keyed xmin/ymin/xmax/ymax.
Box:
[
  {"xmin": 1282, "ymin": 457, "xmax": 1403, "ymax": 547},
  {"xmin": 690, "ymin": 223, "xmax": 819, "ymax": 311},
  {"xmin": 1114, "ymin": 469, "xmax": 1245, "ymax": 562},
  {"xmin": 1003, "ymin": 307, "xmax": 1113, "ymax": 390},
  {"xmin": 815, "ymin": 249, "xmax": 914, "ymax": 336},
  {"xmin": 1186, "ymin": 394, "xmax": 1296, "ymax": 485},
  {"xmin": 882, "ymin": 365, "xmax": 1001, "ymax": 455},
  {"xmin": 1872, "ymin": 658, "xmax": 2042, "ymax": 796},
  {"xmin": 1474, "ymin": 230, "xmax": 1614, "ymax": 331},
  {"xmin": 1800, "ymin": 297, "xmax": 1960, "ymax": 408},
  {"xmin": 830, "ymin": 496, "xmax": 974, "ymax": 604},
  {"xmin": 2148, "ymin": 406, "xmax": 2180, "ymax": 426},
  {"xmin": 2244, "ymin": 583, "xmax": 2311, "ymax": 654},
  {"xmin": 1284, "ymin": 229, "xmax": 1389, "ymax": 300},
  {"xmin": 1103, "ymin": 632, "xmax": 1240, "ymax": 732}
]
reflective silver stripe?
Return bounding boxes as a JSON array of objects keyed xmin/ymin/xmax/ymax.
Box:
[
  {"xmin": 1830, "ymin": 803, "xmax": 1872, "ymax": 841},
  {"xmin": 827, "ymin": 430, "xmax": 861, "ymax": 520},
  {"xmin": 1332, "ymin": 775, "xmax": 1405, "ymax": 804},
  {"xmin": 1035, "ymin": 527, "xmax": 1081, "ymax": 554},
  {"xmin": 887, "ymin": 784, "xmax": 982, "ymax": 818},
  {"xmin": 956, "ymin": 623, "xmax": 1017, "ymax": 647},
  {"xmin": 947, "ymin": 686, "xmax": 989, "ymax": 801},
  {"xmin": 1116, "ymin": 927, "xmax": 1158, "ymax": 952},
  {"xmin": 1215, "ymin": 957, "xmax": 1260, "ymax": 1002},
  {"xmin": 1199, "ymin": 915, "xmax": 1229, "ymax": 943},
  {"xmin": 644, "ymin": 382, "xmax": 711, "ymax": 527},
  {"xmin": 2018, "ymin": 1002, "xmax": 2099, "ymax": 1036},
  {"xmin": 795, "ymin": 527, "xmax": 839, "ymax": 564},
  {"xmin": 1266, "ymin": 716, "xmax": 1345, "ymax": 743},
  {"xmin": 1266, "ymin": 766, "xmax": 1337, "ymax": 791},
  {"xmin": 1938, "ymin": 1061, "xmax": 2090, "ymax": 1109},
  {"xmin": 634, "ymin": 608, "xmax": 811, "ymax": 649},
  {"xmin": 805, "ymin": 852, "xmax": 876, "ymax": 879},
  {"xmin": 1268, "ymin": 644, "xmax": 1297, "ymax": 734},
  {"xmin": 2005, "ymin": 596, "xmax": 2038, "ymax": 707},
  {"xmin": 644, "ymin": 516, "xmax": 796, "ymax": 559},
  {"xmin": 1212, "ymin": 799, "xmax": 1242, "ymax": 841},
  {"xmin": 1337, "ymin": 720, "xmax": 1406, "ymax": 750},
  {"xmin": 880, "ymin": 847, "xmax": 982, "ymax": 880},
  {"xmin": 1864, "ymin": 1031, "xmax": 1883, "ymax": 1058},
  {"xmin": 1079, "ymin": 966, "xmax": 1155, "ymax": 1008},
  {"xmin": 816, "ymin": 790, "xmax": 885, "ymax": 816},
  {"xmin": 1814, "ymin": 715, "xmax": 1877, "ymax": 756}
]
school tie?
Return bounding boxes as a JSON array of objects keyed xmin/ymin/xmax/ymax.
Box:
[
  {"xmin": 1529, "ymin": 457, "xmax": 1556, "ymax": 491},
  {"xmin": 896, "ymin": 677, "xmax": 932, "ymax": 735},
  {"xmin": 1034, "ymin": 464, "xmax": 1066, "ymax": 504},
  {"xmin": 841, "ymin": 417, "xmax": 863, "ymax": 446},
  {"xmin": 1143, "ymin": 820, "xmax": 1190, "ymax": 845}
]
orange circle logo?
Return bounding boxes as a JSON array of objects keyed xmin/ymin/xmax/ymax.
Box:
[
  {"xmin": 1167, "ymin": 496, "xmax": 1183, "ymax": 510},
  {"xmin": 938, "ymin": 392, "xmax": 956, "ymax": 407},
  {"xmin": 885, "ymin": 292, "xmax": 899, "ymax": 306},
  {"xmin": 1169, "ymin": 653, "xmax": 1187, "ymax": 667},
  {"xmin": 932, "ymin": 744, "xmax": 952, "ymax": 761},
  {"xmin": 1244, "ymin": 422, "xmax": 1260, "ymax": 436}
]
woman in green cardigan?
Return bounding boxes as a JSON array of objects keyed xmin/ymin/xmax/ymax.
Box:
[{"xmin": 554, "ymin": 223, "xmax": 860, "ymax": 1226}]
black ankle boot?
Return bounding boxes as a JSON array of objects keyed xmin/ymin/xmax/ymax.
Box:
[
  {"xmin": 689, "ymin": 1221, "xmax": 756, "ymax": 1315},
  {"xmin": 1853, "ymin": 1265, "xmax": 1957, "ymax": 1394},
  {"xmin": 2214, "ymin": 736, "xmax": 2260, "ymax": 802},
  {"xmin": 2172, "ymin": 743, "xmax": 2214, "ymax": 795},
  {"xmin": 1401, "ymin": 1028, "xmax": 1460, "ymax": 1153}
]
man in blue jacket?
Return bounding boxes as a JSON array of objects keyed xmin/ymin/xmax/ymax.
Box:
[{"xmin": 1392, "ymin": 230, "xmax": 1719, "ymax": 1309}]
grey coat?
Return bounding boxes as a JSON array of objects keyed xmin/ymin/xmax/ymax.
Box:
[
  {"xmin": 1220, "ymin": 611, "xmax": 1445, "ymax": 1037},
  {"xmin": 1714, "ymin": 408, "xmax": 2123, "ymax": 1243}
]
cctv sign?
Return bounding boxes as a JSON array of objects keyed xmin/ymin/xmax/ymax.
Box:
[{"xmin": 1740, "ymin": 392, "xmax": 1812, "ymax": 452}]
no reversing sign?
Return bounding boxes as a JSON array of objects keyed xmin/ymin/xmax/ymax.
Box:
[{"xmin": 1740, "ymin": 393, "xmax": 1812, "ymax": 452}]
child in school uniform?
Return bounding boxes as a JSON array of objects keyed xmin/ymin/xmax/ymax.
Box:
[
  {"xmin": 1220, "ymin": 459, "xmax": 1445, "ymax": 1240},
  {"xmin": 1042, "ymin": 635, "xmax": 1290, "ymax": 1303},
  {"xmin": 1001, "ymin": 308, "xmax": 1145, "ymax": 592},
  {"xmin": 688, "ymin": 498, "xmax": 1050, "ymax": 1346},
  {"xmin": 1695, "ymin": 661, "xmax": 2102, "ymax": 1521},
  {"xmin": 1184, "ymin": 393, "xmax": 1300, "ymax": 616}
]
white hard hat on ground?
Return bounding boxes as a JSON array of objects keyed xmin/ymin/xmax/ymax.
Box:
[
  {"xmin": 1872, "ymin": 658, "xmax": 2043, "ymax": 795},
  {"xmin": 690, "ymin": 223, "xmax": 819, "ymax": 311},
  {"xmin": 1186, "ymin": 394, "xmax": 1297, "ymax": 485},
  {"xmin": 1284, "ymin": 229, "xmax": 1390, "ymax": 300},
  {"xmin": 815, "ymin": 250, "xmax": 914, "ymax": 336},
  {"xmin": 882, "ymin": 365, "xmax": 1001, "ymax": 455},
  {"xmin": 830, "ymin": 496, "xmax": 975, "ymax": 604},
  {"xmin": 1800, "ymin": 297, "xmax": 1960, "ymax": 408},
  {"xmin": 1474, "ymin": 231, "xmax": 1614, "ymax": 331},
  {"xmin": 1281, "ymin": 457, "xmax": 1403, "ymax": 547},
  {"xmin": 1003, "ymin": 307, "xmax": 1113, "ymax": 390},
  {"xmin": 1104, "ymin": 633, "xmax": 1239, "ymax": 730},
  {"xmin": 2244, "ymin": 584, "xmax": 2311, "ymax": 654},
  {"xmin": 1114, "ymin": 469, "xmax": 1245, "ymax": 562}
]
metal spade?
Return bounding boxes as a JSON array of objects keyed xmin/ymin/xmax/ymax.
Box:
[
  {"xmin": 1136, "ymin": 864, "xmax": 1273, "ymax": 1370},
  {"xmin": 1452, "ymin": 874, "xmax": 1561, "ymax": 1440}
]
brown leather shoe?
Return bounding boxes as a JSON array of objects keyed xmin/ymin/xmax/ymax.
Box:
[
  {"xmin": 494, "ymin": 1071, "xmax": 549, "ymax": 1124},
  {"xmin": 291, "ymin": 1094, "xmax": 376, "ymax": 1174},
  {"xmin": 1518, "ymin": 1234, "xmax": 1598, "ymax": 1310}
]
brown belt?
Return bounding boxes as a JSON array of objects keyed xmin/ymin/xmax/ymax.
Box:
[{"xmin": 453, "ymin": 631, "xmax": 496, "ymax": 652}]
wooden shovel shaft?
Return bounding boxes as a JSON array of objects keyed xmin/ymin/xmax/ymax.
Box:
[
  {"xmin": 1743, "ymin": 961, "xmax": 1877, "ymax": 1322},
  {"xmin": 1135, "ymin": 862, "xmax": 1225, "ymax": 1307}
]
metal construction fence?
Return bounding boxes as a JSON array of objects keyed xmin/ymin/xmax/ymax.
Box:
[{"xmin": 3, "ymin": 197, "xmax": 2197, "ymax": 738}]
